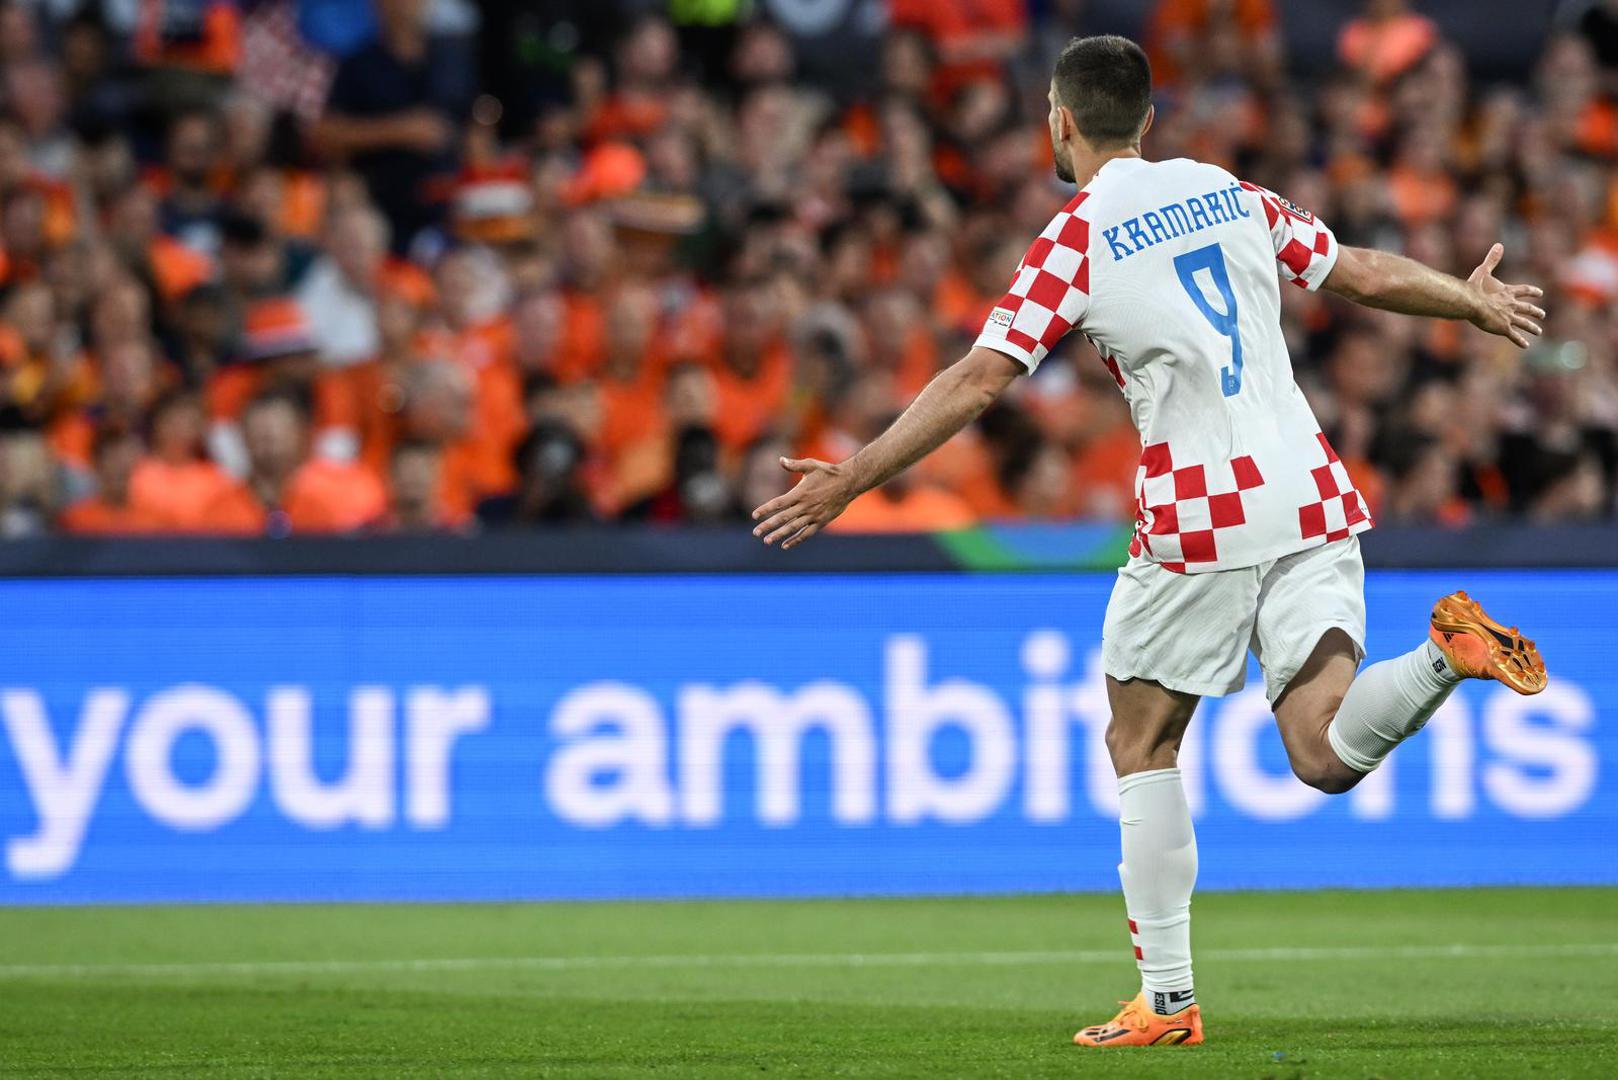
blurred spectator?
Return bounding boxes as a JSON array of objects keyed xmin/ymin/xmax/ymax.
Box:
[
  {"xmin": 0, "ymin": 409, "xmax": 55, "ymax": 535},
  {"xmin": 128, "ymin": 389, "xmax": 234, "ymax": 531},
  {"xmin": 477, "ymin": 420, "xmax": 595, "ymax": 527},
  {"xmin": 160, "ymin": 107, "xmax": 229, "ymax": 255},
  {"xmin": 377, "ymin": 438, "xmax": 454, "ymax": 532},
  {"xmin": 832, "ymin": 473, "xmax": 977, "ymax": 533},
  {"xmin": 59, "ymin": 427, "xmax": 156, "ymax": 534},
  {"xmin": 1337, "ymin": 0, "xmax": 1439, "ymax": 86},
  {"xmin": 0, "ymin": 0, "xmax": 1608, "ymax": 540},
  {"xmin": 311, "ymin": 0, "xmax": 473, "ymax": 251},
  {"xmin": 209, "ymin": 388, "xmax": 387, "ymax": 534}
]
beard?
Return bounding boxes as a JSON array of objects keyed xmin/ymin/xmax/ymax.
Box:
[{"xmin": 1052, "ymin": 144, "xmax": 1075, "ymax": 184}]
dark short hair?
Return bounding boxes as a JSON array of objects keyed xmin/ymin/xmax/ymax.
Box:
[{"xmin": 1052, "ymin": 35, "xmax": 1152, "ymax": 147}]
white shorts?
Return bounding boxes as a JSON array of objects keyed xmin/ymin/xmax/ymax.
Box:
[{"xmin": 1102, "ymin": 537, "xmax": 1367, "ymax": 704}]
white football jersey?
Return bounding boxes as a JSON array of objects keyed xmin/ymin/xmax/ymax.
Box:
[{"xmin": 975, "ymin": 156, "xmax": 1371, "ymax": 573}]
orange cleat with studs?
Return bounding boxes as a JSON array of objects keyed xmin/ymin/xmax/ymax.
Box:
[
  {"xmin": 1429, "ymin": 590, "xmax": 1548, "ymax": 696},
  {"xmin": 1073, "ymin": 993, "xmax": 1203, "ymax": 1047}
]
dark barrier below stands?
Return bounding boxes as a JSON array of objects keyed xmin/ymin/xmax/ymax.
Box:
[{"xmin": 0, "ymin": 522, "xmax": 1614, "ymax": 576}]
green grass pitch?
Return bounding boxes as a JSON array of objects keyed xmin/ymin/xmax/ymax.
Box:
[{"xmin": 0, "ymin": 888, "xmax": 1613, "ymax": 1078}]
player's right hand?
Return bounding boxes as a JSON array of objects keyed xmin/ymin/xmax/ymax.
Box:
[
  {"xmin": 750, "ymin": 458, "xmax": 854, "ymax": 550},
  {"xmin": 1467, "ymin": 243, "xmax": 1545, "ymax": 349}
]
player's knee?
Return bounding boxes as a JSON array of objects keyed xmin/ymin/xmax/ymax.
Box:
[
  {"xmin": 1105, "ymin": 713, "xmax": 1184, "ymax": 776},
  {"xmin": 1289, "ymin": 752, "xmax": 1360, "ymax": 795}
]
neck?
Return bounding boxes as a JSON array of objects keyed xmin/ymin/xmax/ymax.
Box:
[{"xmin": 1068, "ymin": 143, "xmax": 1142, "ymax": 190}]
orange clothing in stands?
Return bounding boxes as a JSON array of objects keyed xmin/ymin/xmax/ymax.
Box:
[
  {"xmin": 59, "ymin": 497, "xmax": 162, "ymax": 535},
  {"xmin": 557, "ymin": 291, "xmax": 607, "ymax": 382},
  {"xmin": 129, "ymin": 457, "xmax": 238, "ymax": 531},
  {"xmin": 712, "ymin": 342, "xmax": 792, "ymax": 450},
  {"xmin": 830, "ymin": 485, "xmax": 977, "ymax": 533},
  {"xmin": 205, "ymin": 459, "xmax": 388, "ymax": 535}
]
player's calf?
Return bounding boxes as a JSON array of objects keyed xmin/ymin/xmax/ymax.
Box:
[
  {"xmin": 1325, "ymin": 591, "xmax": 1547, "ymax": 777},
  {"xmin": 1273, "ymin": 629, "xmax": 1365, "ymax": 795}
]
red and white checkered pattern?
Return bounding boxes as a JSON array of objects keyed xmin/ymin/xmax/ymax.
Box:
[
  {"xmin": 240, "ymin": 0, "xmax": 335, "ymax": 122},
  {"xmin": 1127, "ymin": 918, "xmax": 1143, "ymax": 961},
  {"xmin": 1238, "ymin": 180, "xmax": 1338, "ymax": 291},
  {"xmin": 1298, "ymin": 432, "xmax": 1372, "ymax": 542},
  {"xmin": 969, "ymin": 157, "xmax": 1372, "ymax": 573},
  {"xmin": 972, "ymin": 192, "xmax": 1092, "ymax": 372},
  {"xmin": 1129, "ymin": 441, "xmax": 1267, "ymax": 574}
]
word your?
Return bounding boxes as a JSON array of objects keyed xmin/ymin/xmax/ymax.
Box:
[{"xmin": 2, "ymin": 686, "xmax": 487, "ymax": 879}]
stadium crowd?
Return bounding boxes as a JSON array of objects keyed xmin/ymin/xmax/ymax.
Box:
[{"xmin": 0, "ymin": 0, "xmax": 1614, "ymax": 536}]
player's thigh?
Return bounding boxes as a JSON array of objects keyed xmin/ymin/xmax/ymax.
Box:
[
  {"xmin": 1101, "ymin": 556, "xmax": 1261, "ymax": 701},
  {"xmin": 1101, "ymin": 557, "xmax": 1257, "ymax": 775},
  {"xmin": 1253, "ymin": 536, "xmax": 1367, "ymax": 722}
]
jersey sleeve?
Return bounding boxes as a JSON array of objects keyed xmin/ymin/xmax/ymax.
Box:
[
  {"xmin": 973, "ymin": 194, "xmax": 1092, "ymax": 373},
  {"xmin": 1237, "ymin": 181, "xmax": 1339, "ymax": 291}
]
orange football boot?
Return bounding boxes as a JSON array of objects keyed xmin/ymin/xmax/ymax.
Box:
[
  {"xmin": 1073, "ymin": 993, "xmax": 1203, "ymax": 1047},
  {"xmin": 1429, "ymin": 590, "xmax": 1547, "ymax": 696}
]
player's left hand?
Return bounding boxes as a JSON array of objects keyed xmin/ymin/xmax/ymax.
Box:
[
  {"xmin": 1468, "ymin": 243, "xmax": 1546, "ymax": 349},
  {"xmin": 751, "ymin": 458, "xmax": 854, "ymax": 550}
]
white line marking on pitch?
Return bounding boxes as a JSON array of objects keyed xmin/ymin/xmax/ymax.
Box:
[{"xmin": 0, "ymin": 942, "xmax": 1613, "ymax": 980}]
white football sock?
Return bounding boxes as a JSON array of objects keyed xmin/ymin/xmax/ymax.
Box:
[
  {"xmin": 1327, "ymin": 639, "xmax": 1462, "ymax": 773},
  {"xmin": 1117, "ymin": 768, "xmax": 1197, "ymax": 1013}
]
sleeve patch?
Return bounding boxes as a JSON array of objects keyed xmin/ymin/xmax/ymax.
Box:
[{"xmin": 1275, "ymin": 195, "xmax": 1314, "ymax": 223}]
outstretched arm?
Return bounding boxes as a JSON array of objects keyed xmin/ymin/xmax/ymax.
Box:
[
  {"xmin": 751, "ymin": 347, "xmax": 1023, "ymax": 549},
  {"xmin": 1322, "ymin": 242, "xmax": 1546, "ymax": 348}
]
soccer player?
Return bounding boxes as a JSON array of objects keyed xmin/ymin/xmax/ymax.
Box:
[{"xmin": 751, "ymin": 34, "xmax": 1550, "ymax": 1048}]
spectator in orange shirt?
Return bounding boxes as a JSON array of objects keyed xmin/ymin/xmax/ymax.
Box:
[
  {"xmin": 128, "ymin": 389, "xmax": 236, "ymax": 530},
  {"xmin": 50, "ymin": 337, "xmax": 165, "ymax": 469},
  {"xmin": 1146, "ymin": 0, "xmax": 1281, "ymax": 89},
  {"xmin": 888, "ymin": 0, "xmax": 1028, "ymax": 102},
  {"xmin": 554, "ymin": 210, "xmax": 615, "ymax": 382},
  {"xmin": 208, "ymin": 296, "xmax": 321, "ymax": 415},
  {"xmin": 0, "ymin": 280, "xmax": 95, "ymax": 426},
  {"xmin": 1338, "ymin": 0, "xmax": 1439, "ymax": 87},
  {"xmin": 595, "ymin": 282, "xmax": 668, "ymax": 463},
  {"xmin": 205, "ymin": 389, "xmax": 386, "ymax": 535},
  {"xmin": 436, "ymin": 245, "xmax": 524, "ymax": 496},
  {"xmin": 711, "ymin": 278, "xmax": 791, "ymax": 451},
  {"xmin": 388, "ymin": 358, "xmax": 502, "ymax": 522},
  {"xmin": 0, "ymin": 183, "xmax": 54, "ymax": 285},
  {"xmin": 103, "ymin": 183, "xmax": 213, "ymax": 303},
  {"xmin": 59, "ymin": 427, "xmax": 159, "ymax": 534},
  {"xmin": 134, "ymin": 0, "xmax": 240, "ymax": 77},
  {"xmin": 831, "ymin": 473, "xmax": 977, "ymax": 533},
  {"xmin": 582, "ymin": 15, "xmax": 676, "ymax": 143},
  {"xmin": 206, "ymin": 295, "xmax": 322, "ymax": 473}
]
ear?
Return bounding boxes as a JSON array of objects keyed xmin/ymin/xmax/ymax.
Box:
[
  {"xmin": 1056, "ymin": 102, "xmax": 1077, "ymax": 144},
  {"xmin": 1138, "ymin": 103, "xmax": 1155, "ymax": 142}
]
